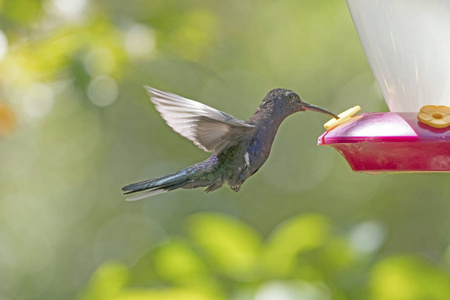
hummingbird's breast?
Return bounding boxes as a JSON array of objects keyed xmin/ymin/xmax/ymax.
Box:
[
  {"xmin": 215, "ymin": 119, "xmax": 280, "ymax": 190},
  {"xmin": 245, "ymin": 135, "xmax": 270, "ymax": 175},
  {"xmin": 246, "ymin": 120, "xmax": 280, "ymax": 170}
]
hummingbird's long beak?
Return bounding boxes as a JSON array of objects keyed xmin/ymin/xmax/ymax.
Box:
[{"xmin": 303, "ymin": 103, "xmax": 339, "ymax": 119}]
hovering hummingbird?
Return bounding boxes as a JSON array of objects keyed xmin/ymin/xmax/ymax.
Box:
[{"xmin": 122, "ymin": 87, "xmax": 338, "ymax": 201}]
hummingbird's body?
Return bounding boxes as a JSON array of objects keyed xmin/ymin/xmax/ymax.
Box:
[{"xmin": 122, "ymin": 87, "xmax": 337, "ymax": 200}]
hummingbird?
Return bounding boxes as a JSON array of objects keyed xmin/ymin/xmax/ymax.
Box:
[{"xmin": 122, "ymin": 87, "xmax": 338, "ymax": 201}]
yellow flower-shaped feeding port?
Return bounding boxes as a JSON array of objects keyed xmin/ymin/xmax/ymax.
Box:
[
  {"xmin": 324, "ymin": 105, "xmax": 361, "ymax": 131},
  {"xmin": 417, "ymin": 105, "xmax": 450, "ymax": 129}
]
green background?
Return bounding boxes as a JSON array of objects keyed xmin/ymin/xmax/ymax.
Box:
[{"xmin": 1, "ymin": 0, "xmax": 450, "ymax": 299}]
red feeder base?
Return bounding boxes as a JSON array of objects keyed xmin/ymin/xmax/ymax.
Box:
[{"xmin": 318, "ymin": 112, "xmax": 450, "ymax": 173}]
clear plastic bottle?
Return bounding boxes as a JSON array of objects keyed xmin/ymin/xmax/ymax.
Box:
[{"xmin": 347, "ymin": 0, "xmax": 450, "ymax": 112}]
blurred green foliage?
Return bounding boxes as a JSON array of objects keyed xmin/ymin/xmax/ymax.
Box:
[
  {"xmin": 1, "ymin": 0, "xmax": 450, "ymax": 299},
  {"xmin": 78, "ymin": 213, "xmax": 450, "ymax": 300}
]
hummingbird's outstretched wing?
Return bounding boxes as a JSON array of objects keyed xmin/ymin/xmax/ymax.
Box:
[{"xmin": 146, "ymin": 86, "xmax": 256, "ymax": 153}]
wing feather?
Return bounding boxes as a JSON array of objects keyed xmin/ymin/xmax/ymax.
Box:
[{"xmin": 146, "ymin": 86, "xmax": 256, "ymax": 153}]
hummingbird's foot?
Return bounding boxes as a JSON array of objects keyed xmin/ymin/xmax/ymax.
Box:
[
  {"xmin": 231, "ymin": 185, "xmax": 241, "ymax": 192},
  {"xmin": 203, "ymin": 180, "xmax": 224, "ymax": 193}
]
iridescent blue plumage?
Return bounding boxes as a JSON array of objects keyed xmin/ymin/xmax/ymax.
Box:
[{"xmin": 122, "ymin": 87, "xmax": 337, "ymax": 200}]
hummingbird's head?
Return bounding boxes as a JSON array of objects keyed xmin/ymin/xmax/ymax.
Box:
[{"xmin": 262, "ymin": 89, "xmax": 338, "ymax": 119}]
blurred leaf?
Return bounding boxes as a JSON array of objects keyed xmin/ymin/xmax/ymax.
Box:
[
  {"xmin": 263, "ymin": 214, "xmax": 331, "ymax": 276},
  {"xmin": 153, "ymin": 239, "xmax": 208, "ymax": 282},
  {"xmin": 187, "ymin": 213, "xmax": 262, "ymax": 279},
  {"xmin": 319, "ymin": 237, "xmax": 356, "ymax": 271},
  {"xmin": 153, "ymin": 239, "xmax": 226, "ymax": 297},
  {"xmin": 129, "ymin": 250, "xmax": 160, "ymax": 287},
  {"xmin": 113, "ymin": 287, "xmax": 222, "ymax": 300},
  {"xmin": 369, "ymin": 255, "xmax": 450, "ymax": 300},
  {"xmin": 1, "ymin": 0, "xmax": 42, "ymax": 24},
  {"xmin": 1, "ymin": 19, "xmax": 126, "ymax": 86},
  {"xmin": 78, "ymin": 262, "xmax": 129, "ymax": 300}
]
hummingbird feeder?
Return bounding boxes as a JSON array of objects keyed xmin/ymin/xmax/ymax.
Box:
[{"xmin": 318, "ymin": 0, "xmax": 450, "ymax": 173}]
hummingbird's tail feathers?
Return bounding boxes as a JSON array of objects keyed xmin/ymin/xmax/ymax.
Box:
[
  {"xmin": 122, "ymin": 171, "xmax": 188, "ymax": 194},
  {"xmin": 122, "ymin": 170, "xmax": 192, "ymax": 201},
  {"xmin": 122, "ymin": 163, "xmax": 220, "ymax": 200},
  {"xmin": 125, "ymin": 189, "xmax": 167, "ymax": 201},
  {"xmin": 125, "ymin": 178, "xmax": 198, "ymax": 201},
  {"xmin": 122, "ymin": 155, "xmax": 223, "ymax": 200}
]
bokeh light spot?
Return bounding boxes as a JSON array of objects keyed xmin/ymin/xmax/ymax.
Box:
[
  {"xmin": 23, "ymin": 83, "xmax": 55, "ymax": 119},
  {"xmin": 349, "ymin": 220, "xmax": 386, "ymax": 255},
  {"xmin": 52, "ymin": 0, "xmax": 88, "ymax": 19},
  {"xmin": 124, "ymin": 24, "xmax": 156, "ymax": 59},
  {"xmin": 0, "ymin": 29, "xmax": 8, "ymax": 62},
  {"xmin": 255, "ymin": 281, "xmax": 330, "ymax": 300},
  {"xmin": 87, "ymin": 75, "xmax": 119, "ymax": 107}
]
